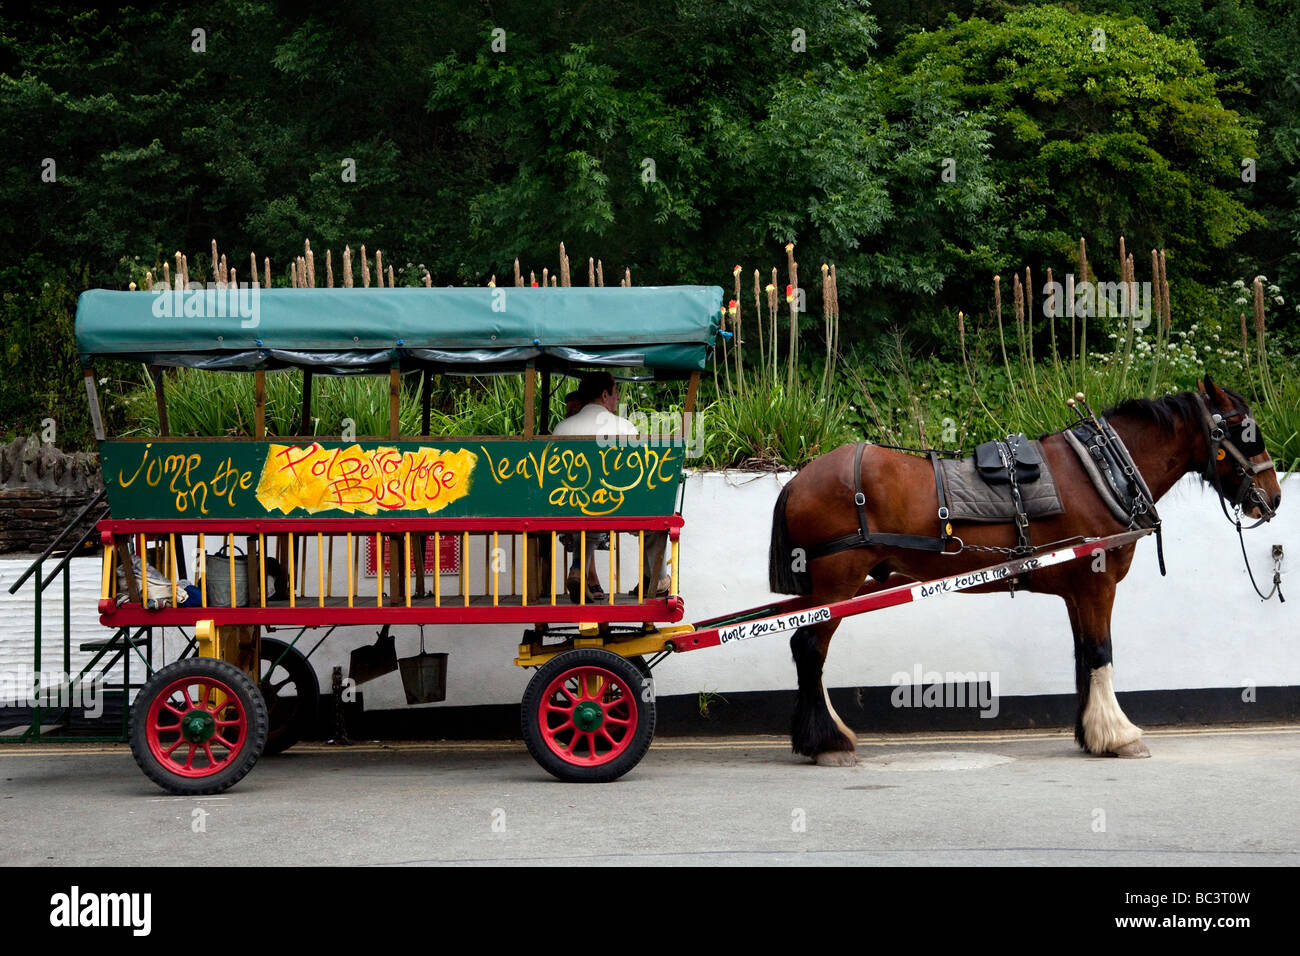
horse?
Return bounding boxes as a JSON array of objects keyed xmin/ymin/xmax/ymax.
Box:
[{"xmin": 767, "ymin": 376, "xmax": 1282, "ymax": 764}]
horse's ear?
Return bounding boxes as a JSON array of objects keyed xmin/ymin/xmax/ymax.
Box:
[{"xmin": 1202, "ymin": 373, "xmax": 1230, "ymax": 410}]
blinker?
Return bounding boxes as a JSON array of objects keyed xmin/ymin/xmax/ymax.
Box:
[{"xmin": 1227, "ymin": 417, "xmax": 1267, "ymax": 457}]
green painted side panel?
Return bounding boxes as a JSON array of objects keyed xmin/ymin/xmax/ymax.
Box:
[{"xmin": 99, "ymin": 440, "xmax": 684, "ymax": 520}]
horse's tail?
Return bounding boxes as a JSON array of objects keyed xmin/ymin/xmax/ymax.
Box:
[{"xmin": 769, "ymin": 480, "xmax": 812, "ymax": 595}]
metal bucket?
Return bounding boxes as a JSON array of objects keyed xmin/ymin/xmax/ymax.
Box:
[
  {"xmin": 204, "ymin": 546, "xmax": 248, "ymax": 607},
  {"xmin": 398, "ymin": 652, "xmax": 447, "ymax": 705}
]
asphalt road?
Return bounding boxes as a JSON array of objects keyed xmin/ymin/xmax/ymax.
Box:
[{"xmin": 2, "ymin": 725, "xmax": 1297, "ymax": 866}]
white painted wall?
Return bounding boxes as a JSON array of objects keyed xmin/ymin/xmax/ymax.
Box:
[
  {"xmin": 674, "ymin": 471, "xmax": 1299, "ymax": 701},
  {"xmin": 0, "ymin": 557, "xmax": 130, "ymax": 705},
  {"xmin": 1, "ymin": 472, "xmax": 1295, "ymax": 710}
]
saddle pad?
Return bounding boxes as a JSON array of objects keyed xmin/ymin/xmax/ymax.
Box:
[{"xmin": 939, "ymin": 440, "xmax": 1065, "ymax": 523}]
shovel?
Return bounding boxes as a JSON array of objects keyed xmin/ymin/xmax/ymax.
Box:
[{"xmin": 349, "ymin": 625, "xmax": 398, "ymax": 685}]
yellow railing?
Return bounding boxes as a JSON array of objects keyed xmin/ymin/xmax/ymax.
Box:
[{"xmin": 102, "ymin": 527, "xmax": 674, "ymax": 611}]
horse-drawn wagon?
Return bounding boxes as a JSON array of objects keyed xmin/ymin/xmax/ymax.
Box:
[
  {"xmin": 75, "ymin": 283, "xmax": 722, "ymax": 792},
  {"xmin": 65, "ymin": 280, "xmax": 1283, "ymax": 794}
]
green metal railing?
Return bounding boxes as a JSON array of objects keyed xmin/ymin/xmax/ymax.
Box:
[{"xmin": 1, "ymin": 490, "xmax": 155, "ymax": 743}]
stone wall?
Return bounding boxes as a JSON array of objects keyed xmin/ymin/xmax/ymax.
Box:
[{"xmin": 0, "ymin": 437, "xmax": 103, "ymax": 553}]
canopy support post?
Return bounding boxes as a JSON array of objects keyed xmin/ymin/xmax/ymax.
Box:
[
  {"xmin": 539, "ymin": 365, "xmax": 551, "ymax": 436},
  {"xmin": 254, "ymin": 369, "xmax": 266, "ymax": 439},
  {"xmin": 683, "ymin": 370, "xmax": 700, "ymax": 435},
  {"xmin": 413, "ymin": 365, "xmax": 432, "ymax": 599},
  {"xmin": 83, "ymin": 368, "xmax": 106, "ymax": 441},
  {"xmin": 524, "ymin": 363, "xmax": 536, "ymax": 439},
  {"xmin": 150, "ymin": 365, "xmax": 170, "ymax": 436},
  {"xmin": 300, "ymin": 368, "xmax": 313, "ymax": 437},
  {"xmin": 389, "ymin": 365, "xmax": 401, "ymax": 439},
  {"xmin": 420, "ymin": 367, "xmax": 431, "ymax": 436}
]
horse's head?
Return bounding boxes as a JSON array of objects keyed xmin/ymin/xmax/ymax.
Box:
[{"xmin": 1197, "ymin": 375, "xmax": 1281, "ymax": 522}]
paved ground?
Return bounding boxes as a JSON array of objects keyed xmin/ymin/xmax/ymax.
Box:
[{"xmin": 2, "ymin": 725, "xmax": 1297, "ymax": 866}]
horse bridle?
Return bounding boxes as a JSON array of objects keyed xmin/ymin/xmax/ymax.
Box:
[
  {"xmin": 1195, "ymin": 391, "xmax": 1284, "ymax": 602},
  {"xmin": 1196, "ymin": 392, "xmax": 1276, "ymax": 527}
]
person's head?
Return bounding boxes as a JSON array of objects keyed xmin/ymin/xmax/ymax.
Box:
[
  {"xmin": 576, "ymin": 371, "xmax": 618, "ymax": 413},
  {"xmin": 563, "ymin": 390, "xmax": 583, "ymax": 419}
]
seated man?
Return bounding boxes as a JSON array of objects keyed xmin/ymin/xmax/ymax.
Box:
[
  {"xmin": 557, "ymin": 388, "xmax": 610, "ymax": 598},
  {"xmin": 552, "ymin": 372, "xmax": 639, "ymax": 440},
  {"xmin": 553, "ymin": 371, "xmax": 669, "ymax": 602}
]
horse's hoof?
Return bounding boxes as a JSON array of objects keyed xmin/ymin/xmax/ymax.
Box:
[
  {"xmin": 1110, "ymin": 740, "xmax": 1151, "ymax": 758},
  {"xmin": 813, "ymin": 750, "xmax": 857, "ymax": 767}
]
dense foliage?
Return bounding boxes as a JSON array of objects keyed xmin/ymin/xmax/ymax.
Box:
[{"xmin": 1, "ymin": 1, "xmax": 1296, "ymax": 452}]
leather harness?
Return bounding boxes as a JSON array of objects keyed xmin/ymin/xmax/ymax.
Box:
[
  {"xmin": 806, "ymin": 421, "xmax": 1159, "ymax": 564},
  {"xmin": 802, "ymin": 393, "xmax": 1277, "ymax": 598},
  {"xmin": 806, "ymin": 441, "xmax": 955, "ymax": 560}
]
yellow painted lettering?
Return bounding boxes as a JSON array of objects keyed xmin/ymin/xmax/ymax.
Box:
[{"xmin": 118, "ymin": 444, "xmax": 150, "ymax": 488}]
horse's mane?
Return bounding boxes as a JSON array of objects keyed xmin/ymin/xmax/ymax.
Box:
[{"xmin": 1100, "ymin": 388, "xmax": 1242, "ymax": 435}]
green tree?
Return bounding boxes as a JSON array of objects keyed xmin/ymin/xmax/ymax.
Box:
[
  {"xmin": 1067, "ymin": 0, "xmax": 1300, "ymax": 324},
  {"xmin": 428, "ymin": 1, "xmax": 999, "ymax": 342},
  {"xmin": 888, "ymin": 5, "xmax": 1261, "ymax": 280}
]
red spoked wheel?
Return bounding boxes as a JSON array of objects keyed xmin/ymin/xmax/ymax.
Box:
[
  {"xmin": 521, "ymin": 648, "xmax": 655, "ymax": 783},
  {"xmin": 129, "ymin": 658, "xmax": 268, "ymax": 795}
]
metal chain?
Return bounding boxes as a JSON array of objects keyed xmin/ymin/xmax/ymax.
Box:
[
  {"xmin": 331, "ymin": 665, "xmax": 350, "ymax": 745},
  {"xmin": 1002, "ymin": 439, "xmax": 1032, "ymax": 553},
  {"xmin": 960, "ymin": 541, "xmax": 1028, "ymax": 556},
  {"xmin": 958, "ymin": 533, "xmax": 1090, "ymax": 557}
]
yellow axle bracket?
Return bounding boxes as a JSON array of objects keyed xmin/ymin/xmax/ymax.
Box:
[{"xmin": 513, "ymin": 623, "xmax": 695, "ymax": 668}]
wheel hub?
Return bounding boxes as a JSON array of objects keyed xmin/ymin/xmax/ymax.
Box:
[
  {"xmin": 572, "ymin": 700, "xmax": 604, "ymax": 732},
  {"xmin": 180, "ymin": 710, "xmax": 216, "ymax": 743}
]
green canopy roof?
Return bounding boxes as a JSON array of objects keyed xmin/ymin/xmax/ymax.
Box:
[{"xmin": 75, "ymin": 285, "xmax": 724, "ymax": 376}]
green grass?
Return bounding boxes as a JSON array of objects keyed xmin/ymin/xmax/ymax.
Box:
[
  {"xmin": 840, "ymin": 289, "xmax": 1299, "ymax": 472},
  {"xmin": 112, "ymin": 279, "xmax": 1299, "ymax": 472},
  {"xmin": 120, "ymin": 367, "xmax": 588, "ymax": 440},
  {"xmin": 698, "ymin": 379, "xmax": 851, "ymax": 468}
]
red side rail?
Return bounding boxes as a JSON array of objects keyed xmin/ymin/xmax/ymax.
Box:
[
  {"xmin": 97, "ymin": 516, "xmax": 684, "ymax": 534},
  {"xmin": 97, "ymin": 601, "xmax": 683, "ymax": 628},
  {"xmin": 97, "ymin": 515, "xmax": 684, "ymax": 627}
]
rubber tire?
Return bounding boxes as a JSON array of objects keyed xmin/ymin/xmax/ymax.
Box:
[
  {"xmin": 521, "ymin": 648, "xmax": 655, "ymax": 783},
  {"xmin": 130, "ymin": 658, "xmax": 268, "ymax": 795},
  {"xmin": 259, "ymin": 638, "xmax": 320, "ymax": 756}
]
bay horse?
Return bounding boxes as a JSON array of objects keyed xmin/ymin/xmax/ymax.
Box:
[{"xmin": 768, "ymin": 377, "xmax": 1282, "ymax": 764}]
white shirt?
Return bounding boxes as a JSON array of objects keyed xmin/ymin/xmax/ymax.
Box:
[{"xmin": 552, "ymin": 402, "xmax": 639, "ymax": 438}]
